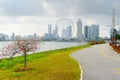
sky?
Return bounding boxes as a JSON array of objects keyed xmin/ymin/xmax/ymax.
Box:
[{"xmin": 0, "ymin": 0, "xmax": 120, "ymax": 37}]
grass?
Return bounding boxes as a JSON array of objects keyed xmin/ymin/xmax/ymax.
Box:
[{"xmin": 0, "ymin": 44, "xmax": 90, "ymax": 80}]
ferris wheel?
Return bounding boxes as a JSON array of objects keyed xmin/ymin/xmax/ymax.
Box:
[{"xmin": 55, "ymin": 18, "xmax": 75, "ymax": 37}]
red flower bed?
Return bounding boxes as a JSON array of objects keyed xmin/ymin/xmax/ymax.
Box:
[{"xmin": 109, "ymin": 42, "xmax": 120, "ymax": 53}]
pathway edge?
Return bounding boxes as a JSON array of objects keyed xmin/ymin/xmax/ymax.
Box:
[{"xmin": 70, "ymin": 54, "xmax": 83, "ymax": 80}]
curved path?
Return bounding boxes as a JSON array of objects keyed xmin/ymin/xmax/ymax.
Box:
[{"xmin": 72, "ymin": 43, "xmax": 120, "ymax": 80}]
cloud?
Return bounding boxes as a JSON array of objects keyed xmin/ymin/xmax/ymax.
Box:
[
  {"xmin": 0, "ymin": 0, "xmax": 120, "ymax": 37},
  {"xmin": 0, "ymin": 0, "xmax": 119, "ymax": 18},
  {"xmin": 0, "ymin": 0, "xmax": 120, "ymax": 25},
  {"xmin": 0, "ymin": 0, "xmax": 47, "ymax": 17},
  {"xmin": 42, "ymin": 1, "xmax": 56, "ymax": 16}
]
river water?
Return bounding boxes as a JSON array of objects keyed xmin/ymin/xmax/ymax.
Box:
[
  {"xmin": 37, "ymin": 41, "xmax": 86, "ymax": 52},
  {"xmin": 0, "ymin": 41, "xmax": 86, "ymax": 57}
]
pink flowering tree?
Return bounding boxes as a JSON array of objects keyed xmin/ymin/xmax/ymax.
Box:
[
  {"xmin": 1, "ymin": 36, "xmax": 41, "ymax": 68},
  {"xmin": 1, "ymin": 42, "xmax": 20, "ymax": 67},
  {"xmin": 15, "ymin": 37, "xmax": 40, "ymax": 68}
]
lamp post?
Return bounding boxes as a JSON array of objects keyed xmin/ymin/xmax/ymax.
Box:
[{"xmin": 112, "ymin": 8, "xmax": 116, "ymax": 45}]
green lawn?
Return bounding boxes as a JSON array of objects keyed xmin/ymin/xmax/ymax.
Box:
[{"xmin": 0, "ymin": 44, "xmax": 90, "ymax": 80}]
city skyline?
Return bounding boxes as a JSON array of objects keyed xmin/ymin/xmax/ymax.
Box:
[
  {"xmin": 0, "ymin": 0, "xmax": 120, "ymax": 37},
  {"xmin": 44, "ymin": 19, "xmax": 100, "ymax": 41},
  {"xmin": 0, "ymin": 17, "xmax": 112, "ymax": 39}
]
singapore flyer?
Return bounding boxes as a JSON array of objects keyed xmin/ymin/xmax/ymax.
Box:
[{"xmin": 55, "ymin": 18, "xmax": 75, "ymax": 38}]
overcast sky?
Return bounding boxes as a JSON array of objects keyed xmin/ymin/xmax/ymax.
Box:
[{"xmin": 0, "ymin": 0, "xmax": 120, "ymax": 37}]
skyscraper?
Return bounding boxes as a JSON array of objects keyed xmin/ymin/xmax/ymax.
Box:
[
  {"xmin": 89, "ymin": 24, "xmax": 99, "ymax": 39},
  {"xmin": 44, "ymin": 24, "xmax": 53, "ymax": 40},
  {"xmin": 84, "ymin": 25, "xmax": 89, "ymax": 39},
  {"xmin": 61, "ymin": 25, "xmax": 72, "ymax": 39},
  {"xmin": 110, "ymin": 28, "xmax": 114, "ymax": 40},
  {"xmin": 62, "ymin": 29, "xmax": 68, "ymax": 39},
  {"xmin": 48, "ymin": 24, "xmax": 52, "ymax": 35},
  {"xmin": 12, "ymin": 33, "xmax": 15, "ymax": 41},
  {"xmin": 53, "ymin": 25, "xmax": 59, "ymax": 39},
  {"xmin": 77, "ymin": 18, "xmax": 82, "ymax": 40},
  {"xmin": 67, "ymin": 25, "xmax": 72, "ymax": 38}
]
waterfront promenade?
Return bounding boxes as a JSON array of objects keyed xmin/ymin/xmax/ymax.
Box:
[{"xmin": 72, "ymin": 43, "xmax": 120, "ymax": 80}]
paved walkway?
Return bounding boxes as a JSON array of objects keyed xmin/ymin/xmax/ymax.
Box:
[{"xmin": 72, "ymin": 43, "xmax": 120, "ymax": 80}]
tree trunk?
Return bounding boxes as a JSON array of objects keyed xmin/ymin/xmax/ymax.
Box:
[{"xmin": 24, "ymin": 51, "xmax": 27, "ymax": 68}]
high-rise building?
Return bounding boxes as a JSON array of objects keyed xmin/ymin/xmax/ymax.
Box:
[
  {"xmin": 67, "ymin": 25, "xmax": 72, "ymax": 38},
  {"xmin": 110, "ymin": 28, "xmax": 114, "ymax": 40},
  {"xmin": 4, "ymin": 34, "xmax": 9, "ymax": 41},
  {"xmin": 53, "ymin": 25, "xmax": 59, "ymax": 39},
  {"xmin": 33, "ymin": 33, "xmax": 37, "ymax": 38},
  {"xmin": 62, "ymin": 29, "xmax": 68, "ymax": 39},
  {"xmin": 116, "ymin": 28, "xmax": 120, "ymax": 34},
  {"xmin": 89, "ymin": 24, "xmax": 99, "ymax": 39},
  {"xmin": 12, "ymin": 33, "xmax": 15, "ymax": 41},
  {"xmin": 48, "ymin": 24, "xmax": 52, "ymax": 35},
  {"xmin": 44, "ymin": 24, "xmax": 53, "ymax": 40},
  {"xmin": 84, "ymin": 25, "xmax": 89, "ymax": 39},
  {"xmin": 61, "ymin": 25, "xmax": 72, "ymax": 39},
  {"xmin": 77, "ymin": 18, "xmax": 82, "ymax": 40}
]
